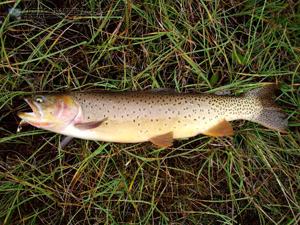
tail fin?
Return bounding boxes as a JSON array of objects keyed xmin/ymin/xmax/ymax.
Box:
[{"xmin": 246, "ymin": 83, "xmax": 288, "ymax": 133}]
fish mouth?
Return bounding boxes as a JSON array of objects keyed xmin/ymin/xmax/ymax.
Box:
[{"xmin": 17, "ymin": 99, "xmax": 54, "ymax": 128}]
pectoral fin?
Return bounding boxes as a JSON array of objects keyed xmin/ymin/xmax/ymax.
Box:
[
  {"xmin": 202, "ymin": 119, "xmax": 233, "ymax": 137},
  {"xmin": 74, "ymin": 118, "xmax": 108, "ymax": 130},
  {"xmin": 149, "ymin": 132, "xmax": 174, "ymax": 147}
]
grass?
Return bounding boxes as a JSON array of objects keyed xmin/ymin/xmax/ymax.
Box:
[{"xmin": 0, "ymin": 0, "xmax": 299, "ymax": 224}]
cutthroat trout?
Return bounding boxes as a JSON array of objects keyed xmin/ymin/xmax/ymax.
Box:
[{"xmin": 17, "ymin": 84, "xmax": 287, "ymax": 147}]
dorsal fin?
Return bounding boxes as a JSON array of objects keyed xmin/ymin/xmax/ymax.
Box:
[{"xmin": 146, "ymin": 88, "xmax": 178, "ymax": 94}]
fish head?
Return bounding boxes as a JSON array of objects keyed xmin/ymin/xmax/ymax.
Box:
[{"xmin": 18, "ymin": 94, "xmax": 81, "ymax": 130}]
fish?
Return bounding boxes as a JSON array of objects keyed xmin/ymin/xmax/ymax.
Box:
[{"xmin": 17, "ymin": 83, "xmax": 287, "ymax": 147}]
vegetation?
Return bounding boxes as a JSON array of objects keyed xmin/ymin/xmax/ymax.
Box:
[{"xmin": 0, "ymin": 0, "xmax": 299, "ymax": 224}]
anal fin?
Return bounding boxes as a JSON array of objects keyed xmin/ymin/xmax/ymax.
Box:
[
  {"xmin": 202, "ymin": 119, "xmax": 233, "ymax": 137},
  {"xmin": 149, "ymin": 132, "xmax": 173, "ymax": 147},
  {"xmin": 74, "ymin": 118, "xmax": 108, "ymax": 130}
]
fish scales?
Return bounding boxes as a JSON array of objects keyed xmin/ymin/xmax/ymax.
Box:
[
  {"xmin": 17, "ymin": 84, "xmax": 287, "ymax": 147},
  {"xmin": 71, "ymin": 92, "xmax": 252, "ymax": 140}
]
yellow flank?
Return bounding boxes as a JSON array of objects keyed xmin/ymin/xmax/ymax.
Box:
[{"xmin": 18, "ymin": 84, "xmax": 287, "ymax": 147}]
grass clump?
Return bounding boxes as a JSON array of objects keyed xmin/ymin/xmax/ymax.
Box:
[{"xmin": 0, "ymin": 0, "xmax": 299, "ymax": 224}]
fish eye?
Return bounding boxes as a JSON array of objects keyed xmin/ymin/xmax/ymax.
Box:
[{"xmin": 35, "ymin": 96, "xmax": 44, "ymax": 103}]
